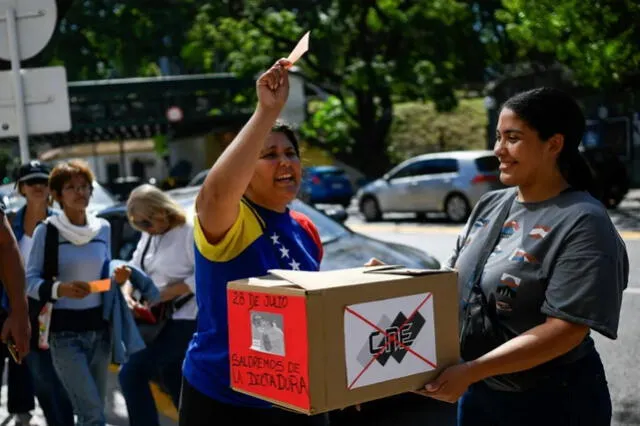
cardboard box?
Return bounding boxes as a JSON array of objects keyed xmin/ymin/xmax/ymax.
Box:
[{"xmin": 227, "ymin": 265, "xmax": 460, "ymax": 415}]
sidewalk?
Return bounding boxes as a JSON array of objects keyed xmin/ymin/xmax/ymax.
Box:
[{"xmin": 0, "ymin": 360, "xmax": 178, "ymax": 426}]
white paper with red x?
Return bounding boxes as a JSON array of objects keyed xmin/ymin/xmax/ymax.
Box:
[{"xmin": 344, "ymin": 293, "xmax": 437, "ymax": 389}]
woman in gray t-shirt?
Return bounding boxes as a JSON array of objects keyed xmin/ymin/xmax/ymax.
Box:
[{"xmin": 417, "ymin": 87, "xmax": 628, "ymax": 426}]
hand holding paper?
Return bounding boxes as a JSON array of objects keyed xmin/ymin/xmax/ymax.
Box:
[
  {"xmin": 256, "ymin": 60, "xmax": 291, "ymax": 111},
  {"xmin": 58, "ymin": 281, "xmax": 91, "ymax": 299},
  {"xmin": 255, "ymin": 31, "xmax": 310, "ymax": 111}
]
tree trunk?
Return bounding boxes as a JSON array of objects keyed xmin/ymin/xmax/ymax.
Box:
[{"xmin": 346, "ymin": 90, "xmax": 394, "ymax": 178}]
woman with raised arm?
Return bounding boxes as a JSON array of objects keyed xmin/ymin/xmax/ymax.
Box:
[{"xmin": 179, "ymin": 59, "xmax": 326, "ymax": 426}]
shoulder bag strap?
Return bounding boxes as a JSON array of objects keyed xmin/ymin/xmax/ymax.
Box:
[{"xmin": 139, "ymin": 234, "xmax": 153, "ymax": 273}]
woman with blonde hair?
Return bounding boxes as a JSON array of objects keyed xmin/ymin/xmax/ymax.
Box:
[{"xmin": 116, "ymin": 184, "xmax": 196, "ymax": 426}]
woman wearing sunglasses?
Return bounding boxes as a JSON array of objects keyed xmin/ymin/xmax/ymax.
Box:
[
  {"xmin": 179, "ymin": 59, "xmax": 325, "ymax": 426},
  {"xmin": 116, "ymin": 183, "xmax": 196, "ymax": 426},
  {"xmin": 3, "ymin": 161, "xmax": 74, "ymax": 426},
  {"xmin": 26, "ymin": 159, "xmax": 113, "ymax": 426}
]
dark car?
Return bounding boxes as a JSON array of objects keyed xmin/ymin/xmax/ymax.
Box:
[
  {"xmin": 97, "ymin": 186, "xmax": 440, "ymax": 270},
  {"xmin": 301, "ymin": 165, "xmax": 354, "ymax": 207}
]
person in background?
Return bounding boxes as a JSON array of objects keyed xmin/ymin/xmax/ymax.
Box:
[
  {"xmin": 418, "ymin": 87, "xmax": 628, "ymax": 426},
  {"xmin": 179, "ymin": 58, "xmax": 326, "ymax": 426},
  {"xmin": 116, "ymin": 184, "xmax": 196, "ymax": 426},
  {"xmin": 27, "ymin": 159, "xmax": 112, "ymax": 426},
  {"xmin": 5, "ymin": 161, "xmax": 74, "ymax": 426},
  {"xmin": 0, "ymin": 190, "xmax": 31, "ymax": 424}
]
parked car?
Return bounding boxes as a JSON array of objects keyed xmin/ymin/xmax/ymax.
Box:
[
  {"xmin": 580, "ymin": 146, "xmax": 630, "ymax": 209},
  {"xmin": 0, "ymin": 180, "xmax": 119, "ymax": 215},
  {"xmin": 301, "ymin": 165, "xmax": 354, "ymax": 207},
  {"xmin": 355, "ymin": 150, "xmax": 503, "ymax": 223},
  {"xmin": 97, "ymin": 185, "xmax": 440, "ymax": 270}
]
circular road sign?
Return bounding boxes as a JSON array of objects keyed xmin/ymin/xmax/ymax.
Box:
[{"xmin": 0, "ymin": 0, "xmax": 58, "ymax": 61}]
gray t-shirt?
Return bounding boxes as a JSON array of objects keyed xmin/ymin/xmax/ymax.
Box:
[{"xmin": 448, "ymin": 187, "xmax": 628, "ymax": 375}]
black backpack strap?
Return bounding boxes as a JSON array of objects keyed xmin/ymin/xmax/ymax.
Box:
[
  {"xmin": 35, "ymin": 223, "xmax": 59, "ymax": 303},
  {"xmin": 29, "ymin": 222, "xmax": 59, "ymax": 350},
  {"xmin": 43, "ymin": 223, "xmax": 59, "ymax": 282}
]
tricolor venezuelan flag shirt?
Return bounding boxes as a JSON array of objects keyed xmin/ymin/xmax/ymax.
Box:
[{"xmin": 183, "ymin": 198, "xmax": 323, "ymax": 407}]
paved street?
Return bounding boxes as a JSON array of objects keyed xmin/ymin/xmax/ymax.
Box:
[{"xmin": 1, "ymin": 193, "xmax": 639, "ymax": 425}]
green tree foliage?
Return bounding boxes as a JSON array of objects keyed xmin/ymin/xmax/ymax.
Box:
[
  {"xmin": 497, "ymin": 0, "xmax": 640, "ymax": 87},
  {"xmin": 0, "ymin": 0, "xmax": 201, "ymax": 80},
  {"xmin": 388, "ymin": 99, "xmax": 487, "ymax": 165},
  {"xmin": 182, "ymin": 1, "xmax": 489, "ymax": 177}
]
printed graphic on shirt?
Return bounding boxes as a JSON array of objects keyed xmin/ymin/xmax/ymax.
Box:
[
  {"xmin": 473, "ymin": 218, "xmax": 489, "ymax": 229},
  {"xmin": 495, "ymin": 273, "xmax": 522, "ymax": 314},
  {"xmin": 270, "ymin": 231, "xmax": 301, "ymax": 270},
  {"xmin": 489, "ymin": 245, "xmax": 503, "ymax": 257},
  {"xmin": 509, "ymin": 248, "xmax": 539, "ymax": 264},
  {"xmin": 529, "ymin": 225, "xmax": 551, "ymax": 240},
  {"xmin": 463, "ymin": 237, "xmax": 473, "ymax": 248},
  {"xmin": 500, "ymin": 220, "xmax": 520, "ymax": 239},
  {"xmin": 500, "ymin": 272, "xmax": 521, "ymax": 289}
]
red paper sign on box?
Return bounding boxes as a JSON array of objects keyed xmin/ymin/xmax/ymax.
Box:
[{"xmin": 227, "ymin": 290, "xmax": 310, "ymax": 411}]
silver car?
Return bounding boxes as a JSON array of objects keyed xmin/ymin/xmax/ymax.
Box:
[{"xmin": 356, "ymin": 150, "xmax": 503, "ymax": 223}]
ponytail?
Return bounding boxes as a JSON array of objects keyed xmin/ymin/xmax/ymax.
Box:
[{"xmin": 559, "ymin": 150, "xmax": 597, "ymax": 194}]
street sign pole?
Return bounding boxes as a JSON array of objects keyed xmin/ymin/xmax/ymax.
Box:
[{"xmin": 5, "ymin": 6, "xmax": 29, "ymax": 163}]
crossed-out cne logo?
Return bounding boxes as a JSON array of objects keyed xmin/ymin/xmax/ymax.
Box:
[{"xmin": 366, "ymin": 311, "xmax": 426, "ymax": 366}]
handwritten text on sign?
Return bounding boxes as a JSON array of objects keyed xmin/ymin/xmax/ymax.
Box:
[{"xmin": 227, "ymin": 290, "xmax": 310, "ymax": 410}]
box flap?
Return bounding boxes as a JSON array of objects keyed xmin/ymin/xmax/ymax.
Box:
[
  {"xmin": 364, "ymin": 267, "xmax": 450, "ymax": 276},
  {"xmin": 246, "ymin": 276, "xmax": 294, "ymax": 287},
  {"xmin": 267, "ymin": 266, "xmax": 405, "ymax": 291}
]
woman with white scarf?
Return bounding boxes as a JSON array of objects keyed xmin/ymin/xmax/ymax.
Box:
[{"xmin": 26, "ymin": 159, "xmax": 112, "ymax": 426}]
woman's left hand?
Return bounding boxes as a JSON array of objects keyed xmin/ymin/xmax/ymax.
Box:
[
  {"xmin": 113, "ymin": 265, "xmax": 132, "ymax": 286},
  {"xmin": 414, "ymin": 363, "xmax": 476, "ymax": 403}
]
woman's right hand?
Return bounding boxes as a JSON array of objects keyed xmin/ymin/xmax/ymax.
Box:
[
  {"xmin": 57, "ymin": 281, "xmax": 91, "ymax": 299},
  {"xmin": 256, "ymin": 58, "xmax": 291, "ymax": 112}
]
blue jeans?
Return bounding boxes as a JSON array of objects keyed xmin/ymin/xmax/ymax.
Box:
[
  {"xmin": 25, "ymin": 350, "xmax": 74, "ymax": 426},
  {"xmin": 50, "ymin": 329, "xmax": 112, "ymax": 426},
  {"xmin": 119, "ymin": 319, "xmax": 196, "ymax": 426},
  {"xmin": 457, "ymin": 349, "xmax": 612, "ymax": 426}
]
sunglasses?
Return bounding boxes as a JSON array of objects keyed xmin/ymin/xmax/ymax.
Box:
[{"xmin": 23, "ymin": 178, "xmax": 48, "ymax": 187}]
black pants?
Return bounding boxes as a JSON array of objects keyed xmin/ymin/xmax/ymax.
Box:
[
  {"xmin": 0, "ymin": 332, "xmax": 35, "ymax": 414},
  {"xmin": 179, "ymin": 377, "xmax": 331, "ymax": 426},
  {"xmin": 458, "ymin": 349, "xmax": 612, "ymax": 426}
]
